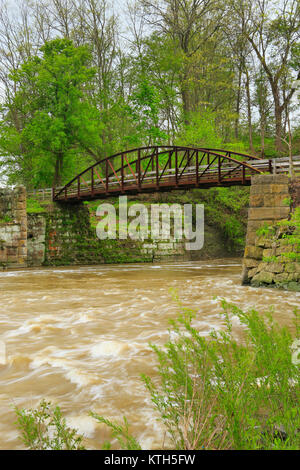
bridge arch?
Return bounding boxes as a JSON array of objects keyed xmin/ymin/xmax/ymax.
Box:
[{"xmin": 52, "ymin": 145, "xmax": 266, "ymax": 202}]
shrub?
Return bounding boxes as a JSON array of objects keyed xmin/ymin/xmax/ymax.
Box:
[
  {"xmin": 142, "ymin": 300, "xmax": 300, "ymax": 450},
  {"xmin": 14, "ymin": 400, "xmax": 85, "ymax": 450},
  {"xmin": 89, "ymin": 414, "xmax": 142, "ymax": 450}
]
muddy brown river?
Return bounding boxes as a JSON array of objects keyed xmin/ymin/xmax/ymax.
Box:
[{"xmin": 0, "ymin": 259, "xmax": 299, "ymax": 449}]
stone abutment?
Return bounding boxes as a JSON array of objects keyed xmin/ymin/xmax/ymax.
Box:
[{"xmin": 242, "ymin": 175, "xmax": 300, "ymax": 291}]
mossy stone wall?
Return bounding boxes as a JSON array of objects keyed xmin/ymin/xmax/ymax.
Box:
[
  {"xmin": 42, "ymin": 202, "xmax": 152, "ymax": 266},
  {"xmin": 27, "ymin": 202, "xmax": 188, "ymax": 266}
]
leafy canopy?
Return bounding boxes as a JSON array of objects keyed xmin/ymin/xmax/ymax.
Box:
[{"xmin": 0, "ymin": 38, "xmax": 103, "ymax": 187}]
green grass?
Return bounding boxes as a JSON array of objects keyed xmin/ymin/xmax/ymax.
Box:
[
  {"xmin": 26, "ymin": 198, "xmax": 47, "ymax": 214},
  {"xmin": 0, "ymin": 214, "xmax": 13, "ymax": 224}
]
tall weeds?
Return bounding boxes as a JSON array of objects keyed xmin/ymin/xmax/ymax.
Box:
[{"xmin": 142, "ymin": 300, "xmax": 300, "ymax": 449}]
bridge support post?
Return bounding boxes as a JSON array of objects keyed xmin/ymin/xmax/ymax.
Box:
[
  {"xmin": 91, "ymin": 168, "xmax": 94, "ymax": 196},
  {"xmin": 121, "ymin": 154, "xmax": 124, "ymax": 192},
  {"xmin": 138, "ymin": 149, "xmax": 141, "ymax": 190},
  {"xmin": 175, "ymin": 148, "xmax": 178, "ymax": 187}
]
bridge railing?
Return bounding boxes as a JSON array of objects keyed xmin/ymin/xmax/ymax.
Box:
[
  {"xmin": 27, "ymin": 187, "xmax": 57, "ymax": 201},
  {"xmin": 257, "ymin": 156, "xmax": 300, "ymax": 174}
]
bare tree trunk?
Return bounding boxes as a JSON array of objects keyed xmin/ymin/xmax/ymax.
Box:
[
  {"xmin": 273, "ymin": 90, "xmax": 284, "ymax": 154},
  {"xmin": 260, "ymin": 113, "xmax": 265, "ymax": 158},
  {"xmin": 180, "ymin": 65, "xmax": 191, "ymax": 126},
  {"xmin": 287, "ymin": 112, "xmax": 294, "ymax": 177},
  {"xmin": 245, "ymin": 69, "xmax": 254, "ymax": 153},
  {"xmin": 53, "ymin": 152, "xmax": 63, "ymax": 186},
  {"xmin": 235, "ymin": 67, "xmax": 242, "ymax": 140}
]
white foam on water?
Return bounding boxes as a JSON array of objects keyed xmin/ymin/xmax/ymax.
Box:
[
  {"xmin": 137, "ymin": 409, "xmax": 170, "ymax": 449},
  {"xmin": 64, "ymin": 369, "xmax": 100, "ymax": 388},
  {"xmin": 4, "ymin": 324, "xmax": 35, "ymax": 337},
  {"xmin": 90, "ymin": 341, "xmax": 131, "ymax": 358},
  {"xmin": 65, "ymin": 415, "xmax": 96, "ymax": 438},
  {"xmin": 0, "ymin": 271, "xmax": 30, "ymax": 277},
  {"xmin": 72, "ymin": 313, "xmax": 95, "ymax": 324},
  {"xmin": 89, "ymin": 384, "xmax": 104, "ymax": 399},
  {"xmin": 30, "ymin": 349, "xmax": 101, "ymax": 387},
  {"xmin": 4, "ymin": 316, "xmax": 64, "ymax": 337}
]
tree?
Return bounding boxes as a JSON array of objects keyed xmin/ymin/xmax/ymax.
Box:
[
  {"xmin": 254, "ymin": 67, "xmax": 272, "ymax": 157},
  {"xmin": 140, "ymin": 0, "xmax": 225, "ymax": 123},
  {"xmin": 0, "ymin": 38, "xmax": 103, "ymax": 187},
  {"xmin": 231, "ymin": 0, "xmax": 300, "ymax": 153}
]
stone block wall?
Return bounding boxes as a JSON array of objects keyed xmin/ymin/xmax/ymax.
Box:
[
  {"xmin": 242, "ymin": 175, "xmax": 300, "ymax": 291},
  {"xmin": 41, "ymin": 203, "xmax": 189, "ymax": 266},
  {"xmin": 141, "ymin": 240, "xmax": 187, "ymax": 261},
  {"xmin": 4, "ymin": 180, "xmax": 297, "ymax": 272},
  {"xmin": 27, "ymin": 214, "xmax": 46, "ymax": 267},
  {"xmin": 249, "ymin": 233, "xmax": 300, "ymax": 291},
  {"xmin": 25, "ymin": 202, "xmax": 191, "ymax": 267},
  {"xmin": 244, "ymin": 175, "xmax": 290, "ymax": 247},
  {"xmin": 27, "ymin": 203, "xmax": 108, "ymax": 267},
  {"xmin": 0, "ymin": 187, "xmax": 27, "ymax": 268}
]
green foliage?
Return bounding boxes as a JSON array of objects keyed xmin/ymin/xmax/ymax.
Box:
[
  {"xmin": 194, "ymin": 186, "xmax": 249, "ymax": 251},
  {"xmin": 262, "ymin": 256, "xmax": 279, "ymax": 263},
  {"xmin": 89, "ymin": 413, "xmax": 142, "ymax": 450},
  {"xmin": 14, "ymin": 403, "xmax": 141, "ymax": 451},
  {"xmin": 0, "ymin": 214, "xmax": 12, "ymax": 224},
  {"xmin": 223, "ymin": 216, "xmax": 245, "ymax": 249},
  {"xmin": 128, "ymin": 77, "xmax": 168, "ymax": 145},
  {"xmin": 259, "ymin": 208, "xmax": 300, "ymax": 264},
  {"xmin": 281, "ymin": 252, "xmax": 300, "ymax": 262},
  {"xmin": 142, "ymin": 299, "xmax": 300, "ymax": 450},
  {"xmin": 176, "ymin": 109, "xmax": 222, "ymax": 148},
  {"xmin": 26, "ymin": 198, "xmax": 46, "ymax": 214},
  {"xmin": 278, "ymin": 207, "xmax": 300, "ymax": 230},
  {"xmin": 0, "ymin": 38, "xmax": 103, "ymax": 188},
  {"xmin": 14, "ymin": 400, "xmax": 85, "ymax": 450},
  {"xmin": 283, "ymin": 197, "xmax": 292, "ymax": 207},
  {"xmin": 0, "ymin": 0, "xmax": 299, "ymax": 189},
  {"xmin": 256, "ymin": 223, "xmax": 275, "ymax": 237},
  {"xmin": 256, "ymin": 209, "xmax": 300, "ymax": 270}
]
